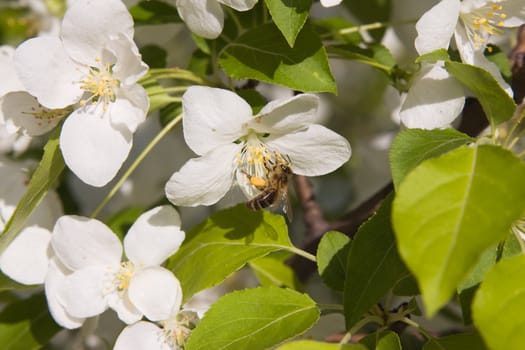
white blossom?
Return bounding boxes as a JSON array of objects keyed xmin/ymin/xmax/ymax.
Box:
[
  {"xmin": 173, "ymin": 0, "xmax": 258, "ymax": 39},
  {"xmin": 13, "ymin": 0, "xmax": 149, "ymax": 187},
  {"xmin": 165, "ymin": 86, "xmax": 351, "ymax": 207},
  {"xmin": 320, "ymin": 0, "xmax": 343, "ymax": 7},
  {"xmin": 114, "ymin": 310, "xmax": 198, "ymax": 350},
  {"xmin": 50, "ymin": 206, "xmax": 185, "ymax": 325},
  {"xmin": 415, "ymin": 0, "xmax": 524, "ymax": 92}
]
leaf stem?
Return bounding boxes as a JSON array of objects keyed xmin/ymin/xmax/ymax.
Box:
[
  {"xmin": 320, "ymin": 19, "xmax": 417, "ymax": 39},
  {"xmin": 339, "ymin": 315, "xmax": 384, "ymax": 346},
  {"xmin": 318, "ymin": 303, "xmax": 344, "ymax": 312},
  {"xmin": 90, "ymin": 114, "xmax": 183, "ymax": 218},
  {"xmin": 286, "ymin": 246, "xmax": 317, "ymax": 262},
  {"xmin": 401, "ymin": 316, "xmax": 434, "ymax": 340}
]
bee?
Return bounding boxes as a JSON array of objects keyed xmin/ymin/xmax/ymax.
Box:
[{"xmin": 245, "ymin": 162, "xmax": 293, "ymax": 221}]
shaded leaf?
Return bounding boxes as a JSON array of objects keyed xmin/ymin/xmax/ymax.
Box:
[
  {"xmin": 317, "ymin": 230, "xmax": 351, "ymax": 291},
  {"xmin": 265, "ymin": 0, "xmax": 312, "ymax": 47}
]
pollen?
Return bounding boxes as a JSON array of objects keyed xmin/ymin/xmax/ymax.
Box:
[
  {"xmin": 78, "ymin": 59, "xmax": 120, "ymax": 112},
  {"xmin": 460, "ymin": 1, "xmax": 508, "ymax": 49},
  {"xmin": 106, "ymin": 261, "xmax": 136, "ymax": 293},
  {"xmin": 23, "ymin": 98, "xmax": 70, "ymax": 126}
]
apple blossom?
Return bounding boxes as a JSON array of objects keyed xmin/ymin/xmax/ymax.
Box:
[
  {"xmin": 398, "ymin": 63, "xmax": 465, "ymax": 129},
  {"xmin": 13, "ymin": 0, "xmax": 149, "ymax": 187},
  {"xmin": 165, "ymin": 86, "xmax": 351, "ymax": 207},
  {"xmin": 320, "ymin": 0, "xmax": 343, "ymax": 7},
  {"xmin": 415, "ymin": 0, "xmax": 524, "ymax": 91},
  {"xmin": 173, "ymin": 0, "xmax": 258, "ymax": 39},
  {"xmin": 113, "ymin": 310, "xmax": 198, "ymax": 350},
  {"xmin": 50, "ymin": 206, "xmax": 185, "ymax": 325}
]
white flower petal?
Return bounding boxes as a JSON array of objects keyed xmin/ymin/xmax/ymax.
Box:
[
  {"xmin": 415, "ymin": 0, "xmax": 460, "ymax": 54},
  {"xmin": 110, "ymin": 34, "xmax": 149, "ymax": 86},
  {"xmin": 176, "ymin": 0, "xmax": 224, "ymax": 39},
  {"xmin": 266, "ymin": 124, "xmax": 351, "ymax": 176},
  {"xmin": 319, "ymin": 0, "xmax": 343, "ymax": 7},
  {"xmin": 0, "ymin": 45, "xmax": 24, "ymax": 95},
  {"xmin": 1, "ymin": 91, "xmax": 62, "ymax": 136},
  {"xmin": 182, "ymin": 86, "xmax": 250, "ymax": 155},
  {"xmin": 400, "ymin": 64, "xmax": 465, "ymax": 129},
  {"xmin": 14, "ymin": 36, "xmax": 84, "ymax": 108},
  {"xmin": 217, "ymin": 0, "xmax": 258, "ymax": 11},
  {"xmin": 114, "ymin": 322, "xmax": 171, "ymax": 350},
  {"xmin": 454, "ymin": 23, "xmax": 475, "ymax": 65},
  {"xmin": 60, "ymin": 107, "xmax": 133, "ymax": 187},
  {"xmin": 250, "ymin": 94, "xmax": 319, "ymax": 135},
  {"xmin": 58, "ymin": 266, "xmax": 108, "ymax": 318},
  {"xmin": 110, "ymin": 85, "xmax": 149, "ymax": 134},
  {"xmin": 106, "ymin": 292, "xmax": 143, "ymax": 324},
  {"xmin": 125, "ymin": 206, "xmax": 185, "ymax": 266},
  {"xmin": 45, "ymin": 258, "xmax": 85, "ymax": 329},
  {"xmin": 128, "ymin": 267, "xmax": 182, "ymax": 322},
  {"xmin": 51, "ymin": 215, "xmax": 122, "ymax": 271},
  {"xmin": 0, "ymin": 226, "xmax": 50, "ymax": 285},
  {"xmin": 61, "ymin": 0, "xmax": 134, "ymax": 66},
  {"xmin": 165, "ymin": 143, "xmax": 240, "ymax": 206}
]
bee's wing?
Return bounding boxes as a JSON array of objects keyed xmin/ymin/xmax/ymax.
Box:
[{"xmin": 269, "ymin": 189, "xmax": 293, "ymax": 222}]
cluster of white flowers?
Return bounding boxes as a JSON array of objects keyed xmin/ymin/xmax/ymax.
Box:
[{"xmin": 399, "ymin": 0, "xmax": 524, "ymax": 129}]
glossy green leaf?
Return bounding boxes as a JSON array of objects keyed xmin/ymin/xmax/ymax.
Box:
[
  {"xmin": 389, "ymin": 128, "xmax": 473, "ymax": 189},
  {"xmin": 219, "ymin": 23, "xmax": 336, "ymax": 93},
  {"xmin": 168, "ymin": 205, "xmax": 294, "ymax": 302},
  {"xmin": 360, "ymin": 331, "xmax": 402, "ymax": 350},
  {"xmin": 249, "ymin": 256, "xmax": 302, "ymax": 290},
  {"xmin": 317, "ymin": 230, "xmax": 351, "ymax": 291},
  {"xmin": 264, "ymin": 0, "xmax": 312, "ymax": 47},
  {"xmin": 327, "ymin": 44, "xmax": 395, "ymax": 75},
  {"xmin": 186, "ymin": 287, "xmax": 319, "ymax": 350},
  {"xmin": 344, "ymin": 195, "xmax": 409, "ymax": 329},
  {"xmin": 473, "ymin": 255, "xmax": 525, "ymax": 350},
  {"xmin": 129, "ymin": 0, "xmax": 180, "ymax": 25},
  {"xmin": 0, "ymin": 293, "xmax": 61, "ymax": 350},
  {"xmin": 393, "ymin": 145, "xmax": 525, "ymax": 316},
  {"xmin": 445, "ymin": 61, "xmax": 516, "ymax": 127},
  {"xmin": 277, "ymin": 340, "xmax": 367, "ymax": 349},
  {"xmin": 343, "ymin": 0, "xmax": 391, "ymax": 42},
  {"xmin": 0, "ymin": 129, "xmax": 65, "ymax": 252},
  {"xmin": 423, "ymin": 332, "xmax": 487, "ymax": 350},
  {"xmin": 415, "ymin": 48, "xmax": 449, "ymax": 63}
]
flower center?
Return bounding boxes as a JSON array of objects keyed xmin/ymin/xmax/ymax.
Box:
[
  {"xmin": 460, "ymin": 2, "xmax": 507, "ymax": 50},
  {"xmin": 158, "ymin": 311, "xmax": 199, "ymax": 349},
  {"xmin": 104, "ymin": 261, "xmax": 136, "ymax": 295},
  {"xmin": 235, "ymin": 133, "xmax": 290, "ymax": 198},
  {"xmin": 22, "ymin": 96, "xmax": 70, "ymax": 126},
  {"xmin": 79, "ymin": 57, "xmax": 120, "ymax": 111}
]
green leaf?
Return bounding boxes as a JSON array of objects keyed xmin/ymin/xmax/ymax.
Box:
[
  {"xmin": 485, "ymin": 45, "xmax": 512, "ymax": 82},
  {"xmin": 0, "ymin": 129, "xmax": 65, "ymax": 252},
  {"xmin": 219, "ymin": 23, "xmax": 336, "ymax": 93},
  {"xmin": 473, "ymin": 255, "xmax": 525, "ymax": 350},
  {"xmin": 359, "ymin": 331, "xmax": 402, "ymax": 350},
  {"xmin": 415, "ymin": 48, "xmax": 450, "ymax": 63},
  {"xmin": 139, "ymin": 44, "xmax": 167, "ymax": 69},
  {"xmin": 129, "ymin": 0, "xmax": 181, "ymax": 25},
  {"xmin": 185, "ymin": 287, "xmax": 319, "ymax": 350},
  {"xmin": 0, "ymin": 293, "xmax": 61, "ymax": 350},
  {"xmin": 317, "ymin": 231, "xmax": 351, "ymax": 291},
  {"xmin": 249, "ymin": 256, "xmax": 302, "ymax": 290},
  {"xmin": 264, "ymin": 0, "xmax": 312, "ymax": 47},
  {"xmin": 423, "ymin": 332, "xmax": 487, "ymax": 350},
  {"xmin": 141, "ymin": 77, "xmax": 179, "ymax": 113},
  {"xmin": 392, "ymin": 145, "xmax": 525, "ymax": 316},
  {"xmin": 344, "ymin": 195, "xmax": 409, "ymax": 329},
  {"xmin": 167, "ymin": 205, "xmax": 294, "ymax": 302},
  {"xmin": 236, "ymin": 89, "xmax": 267, "ymax": 115},
  {"xmin": 327, "ymin": 44, "xmax": 395, "ymax": 75},
  {"xmin": 445, "ymin": 61, "xmax": 516, "ymax": 127},
  {"xmin": 277, "ymin": 340, "xmax": 367, "ymax": 349},
  {"xmin": 343, "ymin": 0, "xmax": 391, "ymax": 42},
  {"xmin": 390, "ymin": 128, "xmax": 474, "ymax": 189}
]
